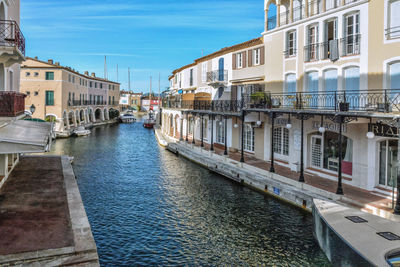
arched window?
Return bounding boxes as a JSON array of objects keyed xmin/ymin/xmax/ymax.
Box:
[
  {"xmin": 267, "ymin": 3, "xmax": 277, "ymax": 30},
  {"xmin": 344, "ymin": 66, "xmax": 360, "ymax": 109},
  {"xmin": 306, "ymin": 71, "xmax": 319, "ymax": 108},
  {"xmin": 389, "ymin": 62, "xmax": 400, "ymax": 101},
  {"xmin": 273, "ymin": 127, "xmax": 289, "ymax": 156}
]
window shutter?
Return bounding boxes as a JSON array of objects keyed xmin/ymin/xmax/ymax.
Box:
[
  {"xmin": 260, "ymin": 46, "xmax": 265, "ymax": 65},
  {"xmin": 232, "ymin": 54, "xmax": 237, "ymax": 70},
  {"xmin": 242, "ymin": 52, "xmax": 247, "ymax": 68},
  {"xmin": 248, "ymin": 49, "xmax": 253, "ymax": 67},
  {"xmin": 231, "ymin": 85, "xmax": 237, "ymax": 100}
]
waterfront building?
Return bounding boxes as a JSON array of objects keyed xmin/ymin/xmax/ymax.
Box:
[
  {"xmin": 0, "ymin": 0, "xmax": 52, "ymax": 188},
  {"xmin": 141, "ymin": 96, "xmax": 161, "ymax": 112},
  {"xmin": 20, "ymin": 57, "xmax": 120, "ymax": 134},
  {"xmin": 161, "ymin": 0, "xmax": 400, "ymax": 209},
  {"xmin": 119, "ymin": 91, "xmax": 142, "ymax": 111}
]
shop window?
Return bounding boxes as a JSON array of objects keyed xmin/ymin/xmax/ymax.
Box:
[
  {"xmin": 311, "ymin": 132, "xmax": 353, "ymax": 175},
  {"xmin": 274, "ymin": 127, "xmax": 289, "ymax": 156}
]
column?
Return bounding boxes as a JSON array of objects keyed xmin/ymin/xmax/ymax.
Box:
[
  {"xmin": 0, "ymin": 154, "xmax": 8, "ymax": 177},
  {"xmin": 180, "ymin": 116, "xmax": 184, "ymax": 141},
  {"xmin": 265, "ymin": 8, "xmax": 269, "ymax": 31},
  {"xmin": 305, "ymin": 0, "xmax": 309, "ymax": 18},
  {"xmin": 322, "ymin": 0, "xmax": 326, "ymax": 13},
  {"xmin": 277, "ymin": 4, "xmax": 281, "ymax": 27},
  {"xmin": 394, "ymin": 119, "xmax": 400, "ymax": 214},
  {"xmin": 240, "ymin": 112, "xmax": 245, "ymax": 163},
  {"xmin": 270, "ymin": 113, "xmax": 275, "ymax": 173},
  {"xmin": 186, "ymin": 113, "xmax": 189, "ymax": 142},
  {"xmin": 224, "ymin": 116, "xmax": 228, "ymax": 155},
  {"xmin": 336, "ymin": 116, "xmax": 344, "ymax": 194},
  {"xmin": 289, "ymin": 0, "xmax": 294, "ymax": 23},
  {"xmin": 201, "ymin": 115, "xmax": 204, "ymax": 147},
  {"xmin": 192, "ymin": 115, "xmax": 196, "ymax": 144},
  {"xmin": 299, "ymin": 115, "xmax": 305, "ymax": 182},
  {"xmin": 210, "ymin": 115, "xmax": 214, "ymax": 151},
  {"xmin": 341, "ymin": 0, "xmax": 345, "ymax": 6}
]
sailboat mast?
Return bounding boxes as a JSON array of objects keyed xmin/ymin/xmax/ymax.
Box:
[
  {"xmin": 158, "ymin": 72, "xmax": 161, "ymax": 110},
  {"xmin": 149, "ymin": 76, "xmax": 152, "ymax": 110},
  {"xmin": 128, "ymin": 68, "xmax": 131, "ymax": 91}
]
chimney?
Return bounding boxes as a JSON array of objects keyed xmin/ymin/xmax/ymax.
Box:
[
  {"xmin": 84, "ymin": 71, "xmax": 89, "ymax": 76},
  {"xmin": 91, "ymin": 72, "xmax": 96, "ymax": 77},
  {"xmin": 48, "ymin": 59, "xmax": 53, "ymax": 64},
  {"xmin": 34, "ymin": 56, "xmax": 38, "ymax": 60},
  {"xmin": 55, "ymin": 62, "xmax": 60, "ymax": 66}
]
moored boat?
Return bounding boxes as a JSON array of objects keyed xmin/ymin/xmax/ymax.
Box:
[
  {"xmin": 72, "ymin": 126, "xmax": 91, "ymax": 137},
  {"xmin": 119, "ymin": 113, "xmax": 136, "ymax": 123}
]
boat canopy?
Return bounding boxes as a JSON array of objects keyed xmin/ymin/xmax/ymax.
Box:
[{"xmin": 0, "ymin": 120, "xmax": 53, "ymax": 154}]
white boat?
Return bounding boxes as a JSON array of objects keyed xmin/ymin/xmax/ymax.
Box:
[
  {"xmin": 73, "ymin": 126, "xmax": 91, "ymax": 137},
  {"xmin": 119, "ymin": 113, "xmax": 136, "ymax": 123}
]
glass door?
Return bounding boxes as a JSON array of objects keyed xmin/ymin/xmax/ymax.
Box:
[
  {"xmin": 344, "ymin": 13, "xmax": 360, "ymax": 55},
  {"xmin": 379, "ymin": 140, "xmax": 398, "ymax": 188},
  {"xmin": 311, "ymin": 135, "xmax": 323, "ymax": 168}
]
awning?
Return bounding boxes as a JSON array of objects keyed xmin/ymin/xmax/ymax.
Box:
[
  {"xmin": 0, "ymin": 120, "xmax": 53, "ymax": 154},
  {"xmin": 230, "ymin": 76, "xmax": 265, "ymax": 85}
]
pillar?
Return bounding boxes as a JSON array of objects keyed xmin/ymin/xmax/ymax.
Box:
[
  {"xmin": 240, "ymin": 112, "xmax": 245, "ymax": 163},
  {"xmin": 210, "ymin": 115, "xmax": 214, "ymax": 151},
  {"xmin": 336, "ymin": 116, "xmax": 344, "ymax": 194},
  {"xmin": 394, "ymin": 119, "xmax": 400, "ymax": 214},
  {"xmin": 186, "ymin": 114, "xmax": 189, "ymax": 142},
  {"xmin": 270, "ymin": 113, "xmax": 275, "ymax": 173},
  {"xmin": 180, "ymin": 116, "xmax": 184, "ymax": 141},
  {"xmin": 192, "ymin": 115, "xmax": 196, "ymax": 144},
  {"xmin": 201, "ymin": 115, "xmax": 204, "ymax": 147},
  {"xmin": 341, "ymin": 0, "xmax": 345, "ymax": 6},
  {"xmin": 299, "ymin": 115, "xmax": 305, "ymax": 182},
  {"xmin": 224, "ymin": 116, "xmax": 228, "ymax": 155},
  {"xmin": 289, "ymin": 0, "xmax": 294, "ymax": 22},
  {"xmin": 0, "ymin": 154, "xmax": 8, "ymax": 177},
  {"xmin": 322, "ymin": 0, "xmax": 326, "ymax": 12},
  {"xmin": 305, "ymin": 0, "xmax": 309, "ymax": 17}
]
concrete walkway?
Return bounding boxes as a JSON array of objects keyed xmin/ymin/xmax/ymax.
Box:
[
  {"xmin": 157, "ymin": 130, "xmax": 399, "ymax": 221},
  {"xmin": 0, "ymin": 156, "xmax": 99, "ymax": 266}
]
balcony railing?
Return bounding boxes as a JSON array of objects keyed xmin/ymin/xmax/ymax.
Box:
[
  {"xmin": 0, "ymin": 20, "xmax": 25, "ymax": 56},
  {"xmin": 68, "ymin": 100, "xmax": 109, "ymax": 106},
  {"xmin": 244, "ymin": 89, "xmax": 400, "ymax": 113},
  {"xmin": 267, "ymin": 0, "xmax": 361, "ymax": 31},
  {"xmin": 0, "ymin": 91, "xmax": 26, "ymax": 117},
  {"xmin": 341, "ymin": 34, "xmax": 361, "ymax": 56},
  {"xmin": 386, "ymin": 26, "xmax": 400, "ymax": 40},
  {"xmin": 163, "ymin": 89, "xmax": 400, "ymax": 114},
  {"xmin": 207, "ymin": 70, "xmax": 228, "ymax": 83},
  {"xmin": 304, "ymin": 43, "xmax": 320, "ymax": 62}
]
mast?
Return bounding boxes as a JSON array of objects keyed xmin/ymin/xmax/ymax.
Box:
[
  {"xmin": 158, "ymin": 72, "xmax": 161, "ymax": 110},
  {"xmin": 116, "ymin": 64, "xmax": 119, "ymax": 82},
  {"xmin": 149, "ymin": 76, "xmax": 152, "ymax": 110},
  {"xmin": 104, "ymin": 56, "xmax": 108, "ymax": 79},
  {"xmin": 128, "ymin": 67, "xmax": 131, "ymax": 91}
]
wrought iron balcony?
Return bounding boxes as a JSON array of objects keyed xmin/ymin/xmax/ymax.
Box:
[
  {"xmin": 0, "ymin": 91, "xmax": 26, "ymax": 117},
  {"xmin": 207, "ymin": 70, "xmax": 228, "ymax": 84},
  {"xmin": 340, "ymin": 34, "xmax": 361, "ymax": 57},
  {"xmin": 68, "ymin": 100, "xmax": 109, "ymax": 106},
  {"xmin": 244, "ymin": 89, "xmax": 400, "ymax": 113},
  {"xmin": 386, "ymin": 26, "xmax": 400, "ymax": 40},
  {"xmin": 0, "ymin": 20, "xmax": 25, "ymax": 56},
  {"xmin": 162, "ymin": 99, "xmax": 242, "ymax": 113},
  {"xmin": 304, "ymin": 43, "xmax": 320, "ymax": 62}
]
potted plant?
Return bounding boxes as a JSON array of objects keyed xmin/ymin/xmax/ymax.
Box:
[
  {"xmin": 250, "ymin": 92, "xmax": 272, "ymax": 109},
  {"xmin": 339, "ymin": 102, "xmax": 349, "ymax": 111}
]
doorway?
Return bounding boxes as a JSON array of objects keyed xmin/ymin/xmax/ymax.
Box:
[{"xmin": 379, "ymin": 140, "xmax": 398, "ymax": 188}]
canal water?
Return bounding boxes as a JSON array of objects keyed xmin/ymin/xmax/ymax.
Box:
[{"xmin": 51, "ymin": 122, "xmax": 330, "ymax": 266}]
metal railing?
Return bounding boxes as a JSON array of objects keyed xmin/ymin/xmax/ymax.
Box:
[
  {"xmin": 163, "ymin": 89, "xmax": 400, "ymax": 114},
  {"xmin": 0, "ymin": 20, "xmax": 25, "ymax": 56},
  {"xmin": 68, "ymin": 100, "xmax": 109, "ymax": 106},
  {"xmin": 385, "ymin": 26, "xmax": 400, "ymax": 40},
  {"xmin": 304, "ymin": 43, "xmax": 320, "ymax": 62},
  {"xmin": 340, "ymin": 34, "xmax": 361, "ymax": 56},
  {"xmin": 207, "ymin": 70, "xmax": 228, "ymax": 83},
  {"xmin": 0, "ymin": 91, "xmax": 25, "ymax": 117},
  {"xmin": 284, "ymin": 48, "xmax": 297, "ymax": 58},
  {"xmin": 304, "ymin": 36, "xmax": 359, "ymax": 62},
  {"xmin": 244, "ymin": 89, "xmax": 400, "ymax": 112}
]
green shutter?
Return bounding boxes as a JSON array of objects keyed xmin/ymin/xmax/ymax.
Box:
[
  {"xmin": 45, "ymin": 72, "xmax": 54, "ymax": 80},
  {"xmin": 46, "ymin": 91, "xmax": 54, "ymax": 105}
]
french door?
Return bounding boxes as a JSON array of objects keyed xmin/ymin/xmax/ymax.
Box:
[
  {"xmin": 344, "ymin": 13, "xmax": 360, "ymax": 55},
  {"xmin": 311, "ymin": 135, "xmax": 323, "ymax": 168}
]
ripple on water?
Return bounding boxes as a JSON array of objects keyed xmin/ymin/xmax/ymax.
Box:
[{"xmin": 51, "ymin": 123, "xmax": 331, "ymax": 266}]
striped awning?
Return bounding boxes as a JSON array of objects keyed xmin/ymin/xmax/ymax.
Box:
[{"xmin": 0, "ymin": 120, "xmax": 53, "ymax": 154}]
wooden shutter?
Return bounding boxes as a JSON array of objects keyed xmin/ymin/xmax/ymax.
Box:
[
  {"xmin": 248, "ymin": 49, "xmax": 253, "ymax": 67},
  {"xmin": 232, "ymin": 54, "xmax": 237, "ymax": 70},
  {"xmin": 231, "ymin": 85, "xmax": 237, "ymax": 100},
  {"xmin": 242, "ymin": 52, "xmax": 247, "ymax": 68},
  {"xmin": 260, "ymin": 46, "xmax": 265, "ymax": 65}
]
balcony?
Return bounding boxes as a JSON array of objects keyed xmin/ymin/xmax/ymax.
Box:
[
  {"xmin": 0, "ymin": 20, "xmax": 25, "ymax": 66},
  {"xmin": 304, "ymin": 35, "xmax": 360, "ymax": 62},
  {"xmin": 207, "ymin": 70, "xmax": 228, "ymax": 87},
  {"xmin": 162, "ymin": 99, "xmax": 242, "ymax": 113},
  {"xmin": 68, "ymin": 100, "xmax": 108, "ymax": 106},
  {"xmin": 386, "ymin": 26, "xmax": 400, "ymax": 40},
  {"xmin": 0, "ymin": 91, "xmax": 26, "ymax": 117},
  {"xmin": 266, "ymin": 0, "xmax": 361, "ymax": 31}
]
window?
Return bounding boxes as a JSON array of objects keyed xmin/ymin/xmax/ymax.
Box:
[
  {"xmin": 286, "ymin": 30, "xmax": 297, "ymax": 57},
  {"xmin": 69, "ymin": 92, "xmax": 71, "ymax": 101},
  {"xmin": 100, "ymin": 83, "xmax": 103, "ymax": 89},
  {"xmin": 26, "ymin": 72, "xmax": 31, "ymax": 77},
  {"xmin": 285, "ymin": 73, "xmax": 297, "ymax": 94},
  {"xmin": 26, "ymin": 91, "xmax": 30, "ymax": 95},
  {"xmin": 90, "ymin": 81, "xmax": 93, "ymax": 87},
  {"xmin": 45, "ymin": 72, "xmax": 54, "ymax": 80},
  {"xmin": 72, "ymin": 76, "xmax": 75, "ymax": 83},
  {"xmin": 109, "ymin": 96, "xmax": 111, "ymax": 104},
  {"xmin": 344, "ymin": 67, "xmax": 360, "ymax": 109},
  {"xmin": 253, "ymin": 48, "xmax": 261, "ymax": 65},
  {"xmin": 243, "ymin": 124, "xmax": 254, "ymax": 152},
  {"xmin": 190, "ymin": 68, "xmax": 193, "ymax": 86},
  {"xmin": 237, "ymin": 53, "xmax": 243, "ymax": 68},
  {"xmin": 202, "ymin": 63, "xmax": 207, "ymax": 83},
  {"xmin": 34, "ymin": 72, "xmax": 39, "ymax": 77},
  {"xmin": 379, "ymin": 140, "xmax": 398, "ymax": 187},
  {"xmin": 113, "ymin": 96, "xmax": 115, "ymax": 104},
  {"xmin": 95, "ymin": 82, "xmax": 98, "ymax": 88},
  {"xmin": 273, "ymin": 127, "xmax": 289, "ymax": 156},
  {"xmin": 306, "ymin": 24, "xmax": 319, "ymax": 61},
  {"xmin": 45, "ymin": 91, "xmax": 54, "ymax": 106},
  {"xmin": 324, "ymin": 69, "xmax": 338, "ymax": 108},
  {"xmin": 306, "ymin": 71, "xmax": 319, "ymax": 92},
  {"xmin": 34, "ymin": 91, "xmax": 38, "ymax": 96},
  {"xmin": 344, "ymin": 13, "xmax": 360, "ymax": 56},
  {"xmin": 311, "ymin": 132, "xmax": 353, "ymax": 176},
  {"xmin": 216, "ymin": 119, "xmax": 225, "ymax": 144},
  {"xmin": 387, "ymin": 0, "xmax": 400, "ymax": 39},
  {"xmin": 218, "ymin": 87, "xmax": 224, "ymax": 98}
]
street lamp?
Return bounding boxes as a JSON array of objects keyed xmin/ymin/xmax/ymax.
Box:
[{"xmin": 30, "ymin": 104, "xmax": 36, "ymax": 115}]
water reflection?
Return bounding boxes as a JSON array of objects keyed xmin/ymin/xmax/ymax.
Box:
[{"xmin": 51, "ymin": 123, "xmax": 330, "ymax": 266}]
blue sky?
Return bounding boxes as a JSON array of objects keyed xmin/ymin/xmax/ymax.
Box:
[{"xmin": 21, "ymin": 0, "xmax": 267, "ymax": 93}]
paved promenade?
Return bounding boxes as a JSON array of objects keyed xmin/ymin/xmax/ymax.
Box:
[{"xmin": 0, "ymin": 156, "xmax": 99, "ymax": 266}]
